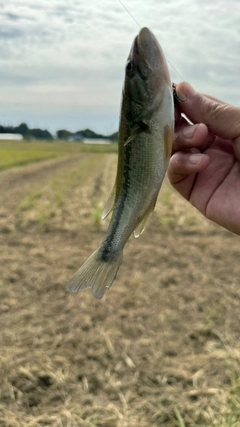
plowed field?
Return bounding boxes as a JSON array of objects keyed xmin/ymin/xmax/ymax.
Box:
[{"xmin": 1, "ymin": 151, "xmax": 240, "ymax": 426}]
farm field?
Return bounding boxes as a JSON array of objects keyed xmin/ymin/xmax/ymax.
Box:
[
  {"xmin": 0, "ymin": 143, "xmax": 240, "ymax": 426},
  {"xmin": 0, "ymin": 140, "xmax": 117, "ymax": 171}
]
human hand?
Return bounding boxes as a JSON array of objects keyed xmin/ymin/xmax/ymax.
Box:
[{"xmin": 168, "ymin": 82, "xmax": 240, "ymax": 234}]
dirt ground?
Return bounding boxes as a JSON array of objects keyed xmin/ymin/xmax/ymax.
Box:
[{"xmin": 1, "ymin": 154, "xmax": 240, "ymax": 427}]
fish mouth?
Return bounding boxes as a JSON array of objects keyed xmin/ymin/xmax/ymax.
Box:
[
  {"xmin": 129, "ymin": 27, "xmax": 160, "ymax": 71},
  {"xmin": 137, "ymin": 28, "xmax": 157, "ymax": 55},
  {"xmin": 137, "ymin": 27, "xmax": 154, "ymax": 47},
  {"xmin": 128, "ymin": 27, "xmax": 170, "ymax": 87},
  {"xmin": 131, "ymin": 28, "xmax": 152, "ymax": 57}
]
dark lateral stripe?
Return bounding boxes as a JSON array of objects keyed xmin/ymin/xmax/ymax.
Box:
[{"xmin": 100, "ymin": 143, "xmax": 132, "ymax": 262}]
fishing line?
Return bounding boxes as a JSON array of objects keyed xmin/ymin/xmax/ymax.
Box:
[
  {"xmin": 118, "ymin": 0, "xmax": 141, "ymax": 28},
  {"xmin": 118, "ymin": 0, "xmax": 184, "ymax": 81}
]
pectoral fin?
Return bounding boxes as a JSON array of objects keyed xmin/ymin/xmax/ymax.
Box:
[
  {"xmin": 102, "ymin": 182, "xmax": 116, "ymax": 220},
  {"xmin": 124, "ymin": 130, "xmax": 139, "ymax": 146},
  {"xmin": 124, "ymin": 121, "xmax": 150, "ymax": 146}
]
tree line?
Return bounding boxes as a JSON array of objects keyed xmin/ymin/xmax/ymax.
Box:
[{"xmin": 0, "ymin": 123, "xmax": 118, "ymax": 142}]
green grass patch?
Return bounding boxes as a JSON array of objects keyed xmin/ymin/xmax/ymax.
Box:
[
  {"xmin": 17, "ymin": 152, "xmax": 113, "ymax": 232},
  {"xmin": 91, "ymin": 203, "xmax": 103, "ymax": 227},
  {"xmin": 174, "ymin": 409, "xmax": 186, "ymax": 427},
  {"xmin": 156, "ymin": 180, "xmax": 209, "ymax": 232},
  {"xmin": 0, "ymin": 139, "xmax": 118, "ymax": 171}
]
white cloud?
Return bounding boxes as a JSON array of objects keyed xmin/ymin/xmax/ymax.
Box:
[{"xmin": 0, "ymin": 0, "xmax": 239, "ymax": 133}]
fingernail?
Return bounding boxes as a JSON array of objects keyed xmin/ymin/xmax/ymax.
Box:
[
  {"xmin": 188, "ymin": 153, "xmax": 205, "ymax": 165},
  {"xmin": 183, "ymin": 124, "xmax": 198, "ymax": 138},
  {"xmin": 176, "ymin": 83, "xmax": 197, "ymax": 102}
]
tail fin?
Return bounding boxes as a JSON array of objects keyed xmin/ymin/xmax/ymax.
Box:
[{"xmin": 66, "ymin": 247, "xmax": 123, "ymax": 300}]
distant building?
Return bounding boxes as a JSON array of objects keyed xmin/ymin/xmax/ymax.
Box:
[
  {"xmin": 68, "ymin": 134, "xmax": 83, "ymax": 142},
  {"xmin": 67, "ymin": 134, "xmax": 111, "ymax": 144},
  {"xmin": 82, "ymin": 138, "xmax": 111, "ymax": 145},
  {"xmin": 0, "ymin": 133, "xmax": 23, "ymax": 140}
]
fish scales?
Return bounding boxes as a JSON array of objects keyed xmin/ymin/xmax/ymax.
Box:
[
  {"xmin": 100, "ymin": 134, "xmax": 159, "ymax": 258},
  {"xmin": 67, "ymin": 27, "xmax": 174, "ymax": 299}
]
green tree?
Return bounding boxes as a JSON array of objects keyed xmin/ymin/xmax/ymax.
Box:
[
  {"xmin": 14, "ymin": 123, "xmax": 29, "ymax": 137},
  {"xmin": 30, "ymin": 129, "xmax": 53, "ymax": 140},
  {"xmin": 56, "ymin": 129, "xmax": 73, "ymax": 140}
]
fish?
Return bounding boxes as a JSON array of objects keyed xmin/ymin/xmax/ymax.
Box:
[{"xmin": 67, "ymin": 27, "xmax": 174, "ymax": 300}]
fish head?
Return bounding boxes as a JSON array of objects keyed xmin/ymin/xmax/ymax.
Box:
[{"xmin": 123, "ymin": 27, "xmax": 172, "ymax": 126}]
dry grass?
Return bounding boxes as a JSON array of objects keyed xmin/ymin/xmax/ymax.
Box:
[{"xmin": 0, "ymin": 150, "xmax": 240, "ymax": 426}]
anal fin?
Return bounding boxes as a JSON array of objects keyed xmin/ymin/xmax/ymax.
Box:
[
  {"xmin": 134, "ymin": 193, "xmax": 158, "ymax": 238},
  {"xmin": 102, "ymin": 181, "xmax": 116, "ymax": 221}
]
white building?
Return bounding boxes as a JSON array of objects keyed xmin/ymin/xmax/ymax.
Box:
[
  {"xmin": 0, "ymin": 133, "xmax": 23, "ymax": 140},
  {"xmin": 82, "ymin": 138, "xmax": 111, "ymax": 144}
]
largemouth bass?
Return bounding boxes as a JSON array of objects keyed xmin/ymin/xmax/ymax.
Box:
[{"xmin": 67, "ymin": 27, "xmax": 174, "ymax": 299}]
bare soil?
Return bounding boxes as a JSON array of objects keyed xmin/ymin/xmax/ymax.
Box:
[{"xmin": 1, "ymin": 154, "xmax": 240, "ymax": 427}]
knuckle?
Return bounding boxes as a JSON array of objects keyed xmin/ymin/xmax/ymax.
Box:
[{"xmin": 201, "ymin": 97, "xmax": 219, "ymax": 118}]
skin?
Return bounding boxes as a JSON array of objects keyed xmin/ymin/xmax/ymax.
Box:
[{"xmin": 168, "ymin": 82, "xmax": 240, "ymax": 235}]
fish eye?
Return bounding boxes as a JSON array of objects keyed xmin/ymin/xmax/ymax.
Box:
[{"xmin": 126, "ymin": 60, "xmax": 134, "ymax": 74}]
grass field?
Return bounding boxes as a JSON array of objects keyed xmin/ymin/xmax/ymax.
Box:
[
  {"xmin": 0, "ymin": 141, "xmax": 240, "ymax": 426},
  {"xmin": 0, "ymin": 139, "xmax": 117, "ymax": 171}
]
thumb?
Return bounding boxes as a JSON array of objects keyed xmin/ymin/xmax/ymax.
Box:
[{"xmin": 176, "ymin": 82, "xmax": 240, "ymax": 141}]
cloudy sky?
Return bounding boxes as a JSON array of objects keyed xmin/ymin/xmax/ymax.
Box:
[{"xmin": 0, "ymin": 0, "xmax": 239, "ymax": 135}]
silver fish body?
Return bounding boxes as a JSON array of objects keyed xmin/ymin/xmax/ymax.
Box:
[{"xmin": 67, "ymin": 27, "xmax": 174, "ymax": 299}]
